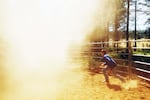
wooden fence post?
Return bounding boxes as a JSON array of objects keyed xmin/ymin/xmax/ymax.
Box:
[{"xmin": 128, "ymin": 41, "xmax": 133, "ymax": 79}]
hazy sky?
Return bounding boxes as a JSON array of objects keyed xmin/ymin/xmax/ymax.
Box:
[{"xmin": 129, "ymin": 0, "xmax": 150, "ymax": 30}]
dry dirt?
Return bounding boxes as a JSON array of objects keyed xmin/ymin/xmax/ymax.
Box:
[
  {"xmin": 1, "ymin": 64, "xmax": 150, "ymax": 100},
  {"xmin": 55, "ymin": 67, "xmax": 150, "ymax": 100}
]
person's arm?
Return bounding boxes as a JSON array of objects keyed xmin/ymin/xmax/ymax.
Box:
[
  {"xmin": 101, "ymin": 57, "xmax": 107, "ymax": 66},
  {"xmin": 101, "ymin": 62, "xmax": 106, "ymax": 65}
]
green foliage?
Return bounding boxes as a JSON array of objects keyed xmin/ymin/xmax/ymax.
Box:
[
  {"xmin": 88, "ymin": 57, "xmax": 100, "ymax": 68},
  {"xmin": 109, "ymin": 53, "xmax": 120, "ymax": 59},
  {"xmin": 133, "ymin": 49, "xmax": 150, "ymax": 55}
]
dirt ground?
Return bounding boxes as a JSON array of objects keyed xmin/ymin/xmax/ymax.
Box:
[
  {"xmin": 1, "ymin": 64, "xmax": 150, "ymax": 100},
  {"xmin": 56, "ymin": 67, "xmax": 150, "ymax": 100}
]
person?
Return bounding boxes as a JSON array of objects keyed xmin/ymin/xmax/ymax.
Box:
[{"xmin": 100, "ymin": 50, "xmax": 125, "ymax": 84}]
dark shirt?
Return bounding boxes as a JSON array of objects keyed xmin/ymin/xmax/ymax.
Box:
[{"xmin": 102, "ymin": 54, "xmax": 117, "ymax": 68}]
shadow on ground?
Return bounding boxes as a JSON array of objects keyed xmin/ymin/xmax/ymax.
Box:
[{"xmin": 107, "ymin": 84, "xmax": 122, "ymax": 91}]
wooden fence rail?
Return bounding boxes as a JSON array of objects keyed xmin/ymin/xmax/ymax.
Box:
[{"xmin": 82, "ymin": 39, "xmax": 150, "ymax": 82}]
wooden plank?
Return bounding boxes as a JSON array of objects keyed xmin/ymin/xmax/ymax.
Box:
[
  {"xmin": 116, "ymin": 70, "xmax": 128, "ymax": 74},
  {"xmin": 137, "ymin": 75, "xmax": 150, "ymax": 82},
  {"xmin": 134, "ymin": 61, "xmax": 150, "ymax": 66},
  {"xmin": 136, "ymin": 68, "xmax": 150, "ymax": 74}
]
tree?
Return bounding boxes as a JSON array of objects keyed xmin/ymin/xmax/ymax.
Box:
[{"xmin": 129, "ymin": 0, "xmax": 150, "ymax": 39}]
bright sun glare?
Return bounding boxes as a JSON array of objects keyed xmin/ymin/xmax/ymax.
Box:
[
  {"xmin": 5, "ymin": 0, "xmax": 100, "ymax": 68},
  {"xmin": 2, "ymin": 0, "xmax": 101, "ymax": 99}
]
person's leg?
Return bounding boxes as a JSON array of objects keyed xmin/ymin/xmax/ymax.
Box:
[
  {"xmin": 103, "ymin": 65, "xmax": 109, "ymax": 83},
  {"xmin": 112, "ymin": 67, "xmax": 125, "ymax": 82}
]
